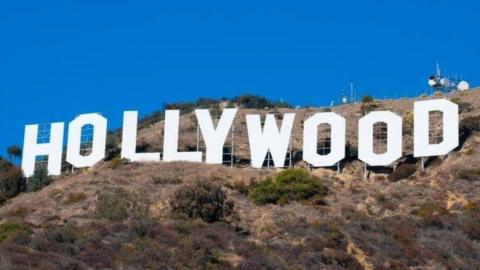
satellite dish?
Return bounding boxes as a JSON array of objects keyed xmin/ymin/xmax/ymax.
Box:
[
  {"xmin": 440, "ymin": 77, "xmax": 450, "ymax": 87},
  {"xmin": 457, "ymin": 81, "xmax": 470, "ymax": 91},
  {"xmin": 428, "ymin": 79, "xmax": 437, "ymax": 87}
]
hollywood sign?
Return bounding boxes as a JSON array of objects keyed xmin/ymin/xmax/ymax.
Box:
[{"xmin": 21, "ymin": 99, "xmax": 458, "ymax": 177}]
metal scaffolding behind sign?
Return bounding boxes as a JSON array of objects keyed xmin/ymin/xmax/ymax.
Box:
[
  {"xmin": 372, "ymin": 122, "xmax": 388, "ymax": 155},
  {"xmin": 196, "ymin": 109, "xmax": 235, "ymax": 167},
  {"xmin": 429, "ymin": 111, "xmax": 444, "ymax": 144},
  {"xmin": 261, "ymin": 112, "xmax": 293, "ymax": 168},
  {"xmin": 306, "ymin": 116, "xmax": 341, "ymax": 172},
  {"xmin": 364, "ymin": 121, "xmax": 395, "ymax": 179},
  {"xmin": 35, "ymin": 123, "xmax": 51, "ymax": 170},
  {"xmin": 80, "ymin": 124, "xmax": 94, "ymax": 156},
  {"xmin": 421, "ymin": 110, "xmax": 444, "ymax": 171},
  {"xmin": 262, "ymin": 136, "xmax": 293, "ymax": 168}
]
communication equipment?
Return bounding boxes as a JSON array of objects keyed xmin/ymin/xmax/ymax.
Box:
[
  {"xmin": 440, "ymin": 77, "xmax": 450, "ymax": 87},
  {"xmin": 427, "ymin": 63, "xmax": 468, "ymax": 94},
  {"xmin": 457, "ymin": 81, "xmax": 470, "ymax": 91},
  {"xmin": 339, "ymin": 82, "xmax": 356, "ymax": 104}
]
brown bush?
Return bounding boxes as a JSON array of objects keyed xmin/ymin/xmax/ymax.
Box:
[
  {"xmin": 451, "ymin": 98, "xmax": 472, "ymax": 113},
  {"xmin": 412, "ymin": 202, "xmax": 449, "ymax": 228},
  {"xmin": 6, "ymin": 207, "xmax": 29, "ymax": 218},
  {"xmin": 94, "ymin": 188, "xmax": 130, "ymax": 221},
  {"xmin": 388, "ymin": 163, "xmax": 417, "ymax": 182},
  {"xmin": 360, "ymin": 102, "xmax": 380, "ymax": 115},
  {"xmin": 0, "ymin": 165, "xmax": 26, "ymax": 202},
  {"xmin": 170, "ymin": 181, "xmax": 234, "ymax": 222},
  {"xmin": 225, "ymin": 179, "xmax": 252, "ymax": 195},
  {"xmin": 109, "ymin": 157, "xmax": 129, "ymax": 169},
  {"xmin": 455, "ymin": 168, "xmax": 480, "ymax": 182},
  {"xmin": 460, "ymin": 115, "xmax": 480, "ymax": 137},
  {"xmin": 94, "ymin": 188, "xmax": 152, "ymax": 229},
  {"xmin": 64, "ymin": 192, "xmax": 87, "ymax": 205},
  {"xmin": 153, "ymin": 175, "xmax": 182, "ymax": 185}
]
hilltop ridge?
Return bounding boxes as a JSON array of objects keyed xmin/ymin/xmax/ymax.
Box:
[{"xmin": 132, "ymin": 89, "xmax": 480, "ymax": 161}]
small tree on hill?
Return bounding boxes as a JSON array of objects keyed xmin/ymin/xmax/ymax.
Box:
[
  {"xmin": 6, "ymin": 145, "xmax": 22, "ymax": 161},
  {"xmin": 27, "ymin": 167, "xmax": 52, "ymax": 192},
  {"xmin": 361, "ymin": 95, "xmax": 374, "ymax": 103},
  {"xmin": 170, "ymin": 181, "xmax": 234, "ymax": 222},
  {"xmin": 0, "ymin": 163, "xmax": 26, "ymax": 203}
]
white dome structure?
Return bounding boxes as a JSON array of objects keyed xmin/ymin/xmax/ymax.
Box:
[{"xmin": 457, "ymin": 81, "xmax": 470, "ymax": 91}]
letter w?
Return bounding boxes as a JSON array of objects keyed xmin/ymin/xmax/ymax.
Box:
[{"xmin": 246, "ymin": 113, "xmax": 295, "ymax": 168}]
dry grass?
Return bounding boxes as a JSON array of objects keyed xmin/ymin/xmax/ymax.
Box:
[{"xmin": 63, "ymin": 192, "xmax": 87, "ymax": 205}]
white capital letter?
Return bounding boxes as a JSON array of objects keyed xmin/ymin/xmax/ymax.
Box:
[
  {"xmin": 303, "ymin": 112, "xmax": 345, "ymax": 167},
  {"xmin": 22, "ymin": 122, "xmax": 64, "ymax": 177},
  {"xmin": 246, "ymin": 113, "xmax": 295, "ymax": 168},
  {"xmin": 121, "ymin": 111, "xmax": 160, "ymax": 162},
  {"xmin": 196, "ymin": 108, "xmax": 237, "ymax": 164},
  {"xmin": 66, "ymin": 113, "xmax": 107, "ymax": 168},
  {"xmin": 414, "ymin": 99, "xmax": 458, "ymax": 157},
  {"xmin": 358, "ymin": 111, "xmax": 402, "ymax": 166},
  {"xmin": 163, "ymin": 110, "xmax": 202, "ymax": 162}
]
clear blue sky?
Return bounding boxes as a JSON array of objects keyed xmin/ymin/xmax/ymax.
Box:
[{"xmin": 0, "ymin": 0, "xmax": 479, "ymax": 157}]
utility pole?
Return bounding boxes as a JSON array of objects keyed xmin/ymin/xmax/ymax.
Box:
[{"xmin": 350, "ymin": 82, "xmax": 355, "ymax": 103}]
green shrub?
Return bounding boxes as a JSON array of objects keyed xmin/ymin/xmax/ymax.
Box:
[
  {"xmin": 27, "ymin": 167, "xmax": 52, "ymax": 192},
  {"xmin": 94, "ymin": 188, "xmax": 153, "ymax": 236},
  {"xmin": 170, "ymin": 181, "xmax": 234, "ymax": 222},
  {"xmin": 94, "ymin": 188, "xmax": 130, "ymax": 221},
  {"xmin": 249, "ymin": 168, "xmax": 328, "ymax": 205},
  {"xmin": 128, "ymin": 190, "xmax": 154, "ymax": 237},
  {"xmin": 248, "ymin": 178, "xmax": 281, "ymax": 205},
  {"xmin": 0, "ymin": 222, "xmax": 31, "ymax": 243}
]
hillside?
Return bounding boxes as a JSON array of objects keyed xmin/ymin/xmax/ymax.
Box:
[{"xmin": 1, "ymin": 90, "xmax": 480, "ymax": 269}]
